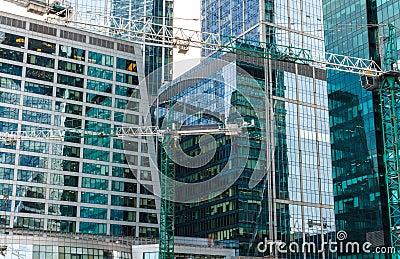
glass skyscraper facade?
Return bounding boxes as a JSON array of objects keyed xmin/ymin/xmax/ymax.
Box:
[
  {"xmin": 161, "ymin": 0, "xmax": 336, "ymax": 256},
  {"xmin": 0, "ymin": 11, "xmax": 159, "ymax": 238},
  {"xmin": 323, "ymin": 0, "xmax": 400, "ymax": 255},
  {"xmin": 158, "ymin": 0, "xmax": 335, "ymax": 258},
  {"xmin": 162, "ymin": 53, "xmax": 335, "ymax": 257},
  {"xmin": 67, "ymin": 0, "xmax": 173, "ymax": 87},
  {"xmin": 111, "ymin": 0, "xmax": 173, "ymax": 82}
]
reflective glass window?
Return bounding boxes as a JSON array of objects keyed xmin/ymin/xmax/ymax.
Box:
[
  {"xmin": 116, "ymin": 58, "xmax": 137, "ymax": 72},
  {"xmin": 116, "ymin": 72, "xmax": 138, "ymax": 85},
  {"xmin": 28, "ymin": 38, "xmax": 56, "ymax": 54},
  {"xmin": 48, "ymin": 219, "xmax": 76, "ymax": 232},
  {"xmin": 49, "ymin": 189, "xmax": 77, "ymax": 202},
  {"xmin": 112, "ymin": 167, "xmax": 136, "ymax": 179},
  {"xmin": 0, "ymin": 62, "xmax": 22, "ymax": 76},
  {"xmin": 86, "ymin": 93, "xmax": 112, "ymax": 107},
  {"xmin": 81, "ymin": 177, "xmax": 108, "ymax": 190},
  {"xmin": 26, "ymin": 68, "xmax": 53, "ymax": 82},
  {"xmin": 111, "ymin": 195, "xmax": 136, "ymax": 207},
  {"xmin": 87, "ymin": 66, "xmax": 113, "ymax": 80},
  {"xmin": 49, "ymin": 174, "xmax": 78, "ymax": 187},
  {"xmin": 85, "ymin": 107, "xmax": 111, "ymax": 120},
  {"xmin": 0, "ymin": 167, "xmax": 13, "ymax": 180},
  {"xmin": 140, "ymin": 170, "xmax": 152, "ymax": 181},
  {"xmin": 16, "ymin": 185, "xmax": 46, "ymax": 199},
  {"xmin": 81, "ymin": 192, "xmax": 108, "ymax": 204},
  {"xmin": 56, "ymin": 88, "xmax": 83, "ymax": 101},
  {"xmin": 61, "ymin": 160, "xmax": 80, "ymax": 172},
  {"xmin": 0, "ymin": 77, "xmax": 21, "ymax": 90},
  {"xmin": 88, "ymin": 51, "xmax": 114, "ymax": 67},
  {"xmin": 139, "ymin": 198, "xmax": 156, "ymax": 209},
  {"xmin": 27, "ymin": 54, "xmax": 55, "ymax": 68},
  {"xmin": 23, "ymin": 95, "xmax": 52, "ymax": 110},
  {"xmin": 58, "ymin": 60, "xmax": 84, "ymax": 74},
  {"xmin": 110, "ymin": 225, "xmax": 135, "ymax": 236},
  {"xmin": 64, "ymin": 103, "xmax": 82, "ymax": 115},
  {"xmin": 84, "ymin": 137, "xmax": 110, "ymax": 148},
  {"xmin": 114, "ymin": 112, "xmax": 125, "ymax": 122},
  {"xmin": 139, "ymin": 212, "xmax": 158, "ymax": 224},
  {"xmin": 17, "ymin": 170, "xmax": 47, "ymax": 183},
  {"xmin": 87, "ymin": 80, "xmax": 112, "ymax": 92},
  {"xmin": 62, "ymin": 117, "xmax": 82, "ymax": 129},
  {"xmin": 139, "ymin": 227, "xmax": 158, "ymax": 237},
  {"xmin": 0, "ymin": 183, "xmax": 12, "ymax": 196},
  {"xmin": 84, "ymin": 121, "xmax": 110, "ymax": 132},
  {"xmin": 62, "ymin": 145, "xmax": 80, "ymax": 158},
  {"xmin": 0, "ymin": 121, "xmax": 18, "ymax": 132},
  {"xmin": 0, "ymin": 31, "xmax": 24, "ymax": 47},
  {"xmin": 110, "ymin": 210, "xmax": 136, "ymax": 222},
  {"xmin": 14, "ymin": 216, "xmax": 44, "ymax": 229},
  {"xmin": 112, "ymin": 152, "xmax": 126, "ymax": 164},
  {"xmin": 59, "ymin": 45, "xmax": 85, "ymax": 61},
  {"xmin": 80, "ymin": 207, "xmax": 107, "ymax": 219},
  {"xmin": 0, "ymin": 47, "xmax": 23, "ymax": 62},
  {"xmin": 114, "ymin": 98, "xmax": 128, "ymax": 109},
  {"xmin": 112, "ymin": 181, "xmax": 137, "ymax": 193},
  {"xmin": 113, "ymin": 139, "xmax": 126, "ymax": 150},
  {"xmin": 22, "ymin": 110, "xmax": 51, "ymax": 124},
  {"xmin": 25, "ymin": 82, "xmax": 53, "ymax": 96},
  {"xmin": 0, "ymin": 106, "xmax": 18, "ymax": 120},
  {"xmin": 125, "ymin": 114, "xmax": 139, "ymax": 125},
  {"xmin": 19, "ymin": 154, "xmax": 48, "ymax": 168},
  {"xmin": 82, "ymin": 163, "xmax": 109, "ymax": 176},
  {"xmin": 0, "ymin": 152, "xmax": 14, "ymax": 165},
  {"xmin": 0, "ymin": 91, "xmax": 19, "ymax": 105},
  {"xmin": 79, "ymin": 222, "xmax": 106, "ymax": 234},
  {"xmin": 48, "ymin": 204, "xmax": 77, "ymax": 217},
  {"xmin": 20, "ymin": 140, "xmax": 49, "ymax": 153},
  {"xmin": 115, "ymin": 85, "xmax": 140, "ymax": 98},
  {"xmin": 57, "ymin": 74, "xmax": 84, "ymax": 88}
]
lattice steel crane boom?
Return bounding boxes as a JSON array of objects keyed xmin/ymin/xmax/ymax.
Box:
[{"xmin": 2, "ymin": 0, "xmax": 400, "ymax": 257}]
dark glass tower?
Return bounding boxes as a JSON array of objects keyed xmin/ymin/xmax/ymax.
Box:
[
  {"xmin": 163, "ymin": 0, "xmax": 337, "ymax": 256},
  {"xmin": 163, "ymin": 53, "xmax": 336, "ymax": 258},
  {"xmin": 323, "ymin": 0, "xmax": 400, "ymax": 255}
]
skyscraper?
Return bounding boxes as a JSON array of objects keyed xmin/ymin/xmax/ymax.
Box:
[
  {"xmin": 0, "ymin": 11, "xmax": 159, "ymax": 238},
  {"xmin": 111, "ymin": 0, "xmax": 173, "ymax": 82},
  {"xmin": 65, "ymin": 0, "xmax": 173, "ymax": 92},
  {"xmin": 161, "ymin": 0, "xmax": 337, "ymax": 257},
  {"xmin": 322, "ymin": 0, "xmax": 400, "ymax": 254}
]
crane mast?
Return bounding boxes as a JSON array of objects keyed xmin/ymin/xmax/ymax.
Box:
[
  {"xmin": 378, "ymin": 24, "xmax": 400, "ymax": 252},
  {"xmin": 1, "ymin": 0, "xmax": 400, "ymax": 257}
]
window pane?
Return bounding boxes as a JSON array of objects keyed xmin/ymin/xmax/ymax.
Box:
[{"xmin": 28, "ymin": 38, "xmax": 56, "ymax": 54}]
